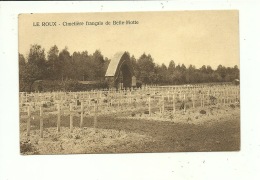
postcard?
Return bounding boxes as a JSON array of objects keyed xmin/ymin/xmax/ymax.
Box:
[{"xmin": 18, "ymin": 11, "xmax": 240, "ymax": 155}]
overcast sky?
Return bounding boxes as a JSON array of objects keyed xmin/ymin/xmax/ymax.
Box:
[{"xmin": 19, "ymin": 11, "xmax": 239, "ymax": 69}]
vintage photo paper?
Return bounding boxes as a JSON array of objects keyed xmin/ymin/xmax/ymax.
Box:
[{"xmin": 19, "ymin": 11, "xmax": 240, "ymax": 155}]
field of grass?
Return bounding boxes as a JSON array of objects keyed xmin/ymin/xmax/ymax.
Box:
[{"xmin": 20, "ymin": 104, "xmax": 240, "ymax": 155}]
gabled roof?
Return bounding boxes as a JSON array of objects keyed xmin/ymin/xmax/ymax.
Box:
[{"xmin": 105, "ymin": 52, "xmax": 127, "ymax": 77}]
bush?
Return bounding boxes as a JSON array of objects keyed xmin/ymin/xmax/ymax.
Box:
[
  {"xmin": 20, "ymin": 140, "xmax": 38, "ymax": 154},
  {"xmin": 27, "ymin": 79, "xmax": 109, "ymax": 92},
  {"xmin": 200, "ymin": 110, "xmax": 207, "ymax": 114},
  {"xmin": 136, "ymin": 81, "xmax": 142, "ymax": 88}
]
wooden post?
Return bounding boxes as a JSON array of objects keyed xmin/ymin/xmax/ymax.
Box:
[
  {"xmin": 70, "ymin": 103, "xmax": 73, "ymax": 133},
  {"xmin": 61, "ymin": 103, "xmax": 64, "ymax": 116},
  {"xmin": 162, "ymin": 95, "xmax": 164, "ymax": 117},
  {"xmin": 233, "ymin": 90, "xmax": 235, "ymax": 103},
  {"xmin": 148, "ymin": 96, "xmax": 151, "ymax": 116},
  {"xmin": 117, "ymin": 97, "xmax": 120, "ymax": 108},
  {"xmin": 129, "ymin": 91, "xmax": 132, "ymax": 104},
  {"xmin": 40, "ymin": 105, "xmax": 43, "ymax": 138},
  {"xmin": 183, "ymin": 94, "xmax": 186, "ymax": 113},
  {"xmin": 172, "ymin": 94, "xmax": 175, "ymax": 115},
  {"xmin": 94, "ymin": 102, "xmax": 97, "ymax": 129},
  {"xmin": 200, "ymin": 94, "xmax": 203, "ymax": 107},
  {"xmin": 217, "ymin": 92, "xmax": 220, "ymax": 106},
  {"xmin": 223, "ymin": 91, "xmax": 226, "ymax": 105},
  {"xmin": 192, "ymin": 94, "xmax": 195, "ymax": 108},
  {"xmin": 207, "ymin": 90, "xmax": 210, "ymax": 105},
  {"xmin": 80, "ymin": 101, "xmax": 84, "ymax": 128},
  {"xmin": 202, "ymin": 94, "xmax": 205, "ymax": 107},
  {"xmin": 235, "ymin": 89, "xmax": 237, "ymax": 103},
  {"xmin": 179, "ymin": 92, "xmax": 182, "ymax": 104},
  {"xmin": 236, "ymin": 90, "xmax": 239, "ymax": 103},
  {"xmin": 213, "ymin": 91, "xmax": 216, "ymax": 105},
  {"xmin": 27, "ymin": 105, "xmax": 31, "ymax": 136},
  {"xmin": 57, "ymin": 104, "xmax": 61, "ymax": 132},
  {"xmin": 64, "ymin": 92, "xmax": 67, "ymax": 101}
]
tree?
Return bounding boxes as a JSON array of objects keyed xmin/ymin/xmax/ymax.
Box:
[
  {"xmin": 180, "ymin": 64, "xmax": 187, "ymax": 72},
  {"xmin": 211, "ymin": 71, "xmax": 222, "ymax": 82},
  {"xmin": 206, "ymin": 65, "xmax": 213, "ymax": 74},
  {"xmin": 136, "ymin": 53, "xmax": 156, "ymax": 84},
  {"xmin": 200, "ymin": 65, "xmax": 207, "ymax": 74},
  {"xmin": 130, "ymin": 55, "xmax": 137, "ymax": 76},
  {"xmin": 19, "ymin": 53, "xmax": 26, "ymax": 66},
  {"xmin": 19, "ymin": 43, "xmax": 240, "ymax": 92},
  {"xmin": 58, "ymin": 47, "xmax": 72, "ymax": 81},
  {"xmin": 167, "ymin": 60, "xmax": 176, "ymax": 84},
  {"xmin": 217, "ymin": 65, "xmax": 227, "ymax": 80},
  {"xmin": 80, "ymin": 55, "xmax": 93, "ymax": 80},
  {"xmin": 91, "ymin": 50, "xmax": 105, "ymax": 79},
  {"xmin": 72, "ymin": 51, "xmax": 86, "ymax": 80},
  {"xmin": 25, "ymin": 44, "xmax": 47, "ymax": 91},
  {"xmin": 232, "ymin": 65, "xmax": 240, "ymax": 80},
  {"xmin": 158, "ymin": 63, "xmax": 168, "ymax": 84},
  {"xmin": 28, "ymin": 44, "xmax": 46, "ymax": 67},
  {"xmin": 168, "ymin": 60, "xmax": 175, "ymax": 72},
  {"xmin": 185, "ymin": 65, "xmax": 196, "ymax": 83},
  {"xmin": 19, "ymin": 53, "xmax": 26, "ymax": 91},
  {"xmin": 46, "ymin": 45, "xmax": 59, "ymax": 79}
]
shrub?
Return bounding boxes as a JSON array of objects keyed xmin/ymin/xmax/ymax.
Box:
[
  {"xmin": 20, "ymin": 140, "xmax": 38, "ymax": 154},
  {"xmin": 200, "ymin": 110, "xmax": 206, "ymax": 114}
]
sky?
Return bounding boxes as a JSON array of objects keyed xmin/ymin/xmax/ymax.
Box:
[{"xmin": 19, "ymin": 11, "xmax": 239, "ymax": 69}]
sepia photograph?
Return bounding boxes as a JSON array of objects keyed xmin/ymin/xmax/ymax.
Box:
[{"xmin": 18, "ymin": 11, "xmax": 240, "ymax": 155}]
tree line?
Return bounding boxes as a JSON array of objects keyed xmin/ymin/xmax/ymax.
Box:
[
  {"xmin": 132, "ymin": 53, "xmax": 239, "ymax": 85},
  {"xmin": 19, "ymin": 44, "xmax": 239, "ymax": 92}
]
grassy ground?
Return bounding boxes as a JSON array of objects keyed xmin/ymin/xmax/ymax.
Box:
[{"xmin": 20, "ymin": 104, "xmax": 240, "ymax": 154}]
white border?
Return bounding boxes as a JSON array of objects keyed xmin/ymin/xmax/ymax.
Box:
[{"xmin": 1, "ymin": 1, "xmax": 260, "ymax": 180}]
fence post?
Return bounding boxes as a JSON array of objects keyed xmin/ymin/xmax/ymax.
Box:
[
  {"xmin": 80, "ymin": 101, "xmax": 84, "ymax": 128},
  {"xmin": 236, "ymin": 89, "xmax": 239, "ymax": 103},
  {"xmin": 162, "ymin": 95, "xmax": 164, "ymax": 117},
  {"xmin": 227, "ymin": 90, "xmax": 229, "ymax": 104},
  {"xmin": 57, "ymin": 104, "xmax": 61, "ymax": 132},
  {"xmin": 207, "ymin": 90, "xmax": 210, "ymax": 105},
  {"xmin": 200, "ymin": 93, "xmax": 203, "ymax": 107},
  {"xmin": 70, "ymin": 103, "xmax": 73, "ymax": 133},
  {"xmin": 172, "ymin": 94, "xmax": 175, "ymax": 115},
  {"xmin": 94, "ymin": 102, "xmax": 97, "ymax": 129},
  {"xmin": 129, "ymin": 91, "xmax": 132, "ymax": 104},
  {"xmin": 117, "ymin": 96, "xmax": 120, "ymax": 108},
  {"xmin": 183, "ymin": 94, "xmax": 186, "ymax": 113},
  {"xmin": 223, "ymin": 91, "xmax": 226, "ymax": 105},
  {"xmin": 192, "ymin": 94, "xmax": 195, "ymax": 108},
  {"xmin": 40, "ymin": 105, "xmax": 43, "ymax": 138},
  {"xmin": 27, "ymin": 105, "xmax": 31, "ymax": 136},
  {"xmin": 202, "ymin": 94, "xmax": 205, "ymax": 107},
  {"xmin": 148, "ymin": 96, "xmax": 151, "ymax": 116}
]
